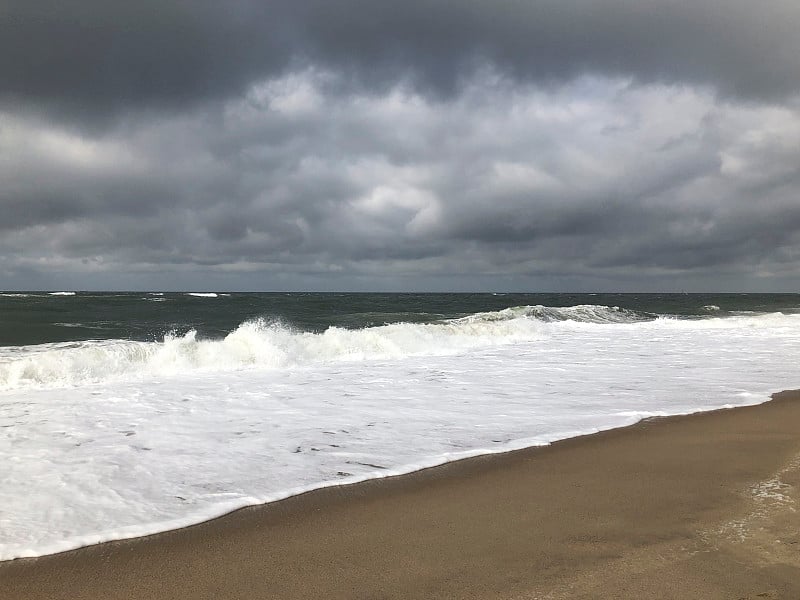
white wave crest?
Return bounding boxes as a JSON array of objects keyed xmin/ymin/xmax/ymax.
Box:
[
  {"xmin": 48, "ymin": 291, "xmax": 76, "ymax": 296},
  {"xmin": 1, "ymin": 306, "xmax": 796, "ymax": 392},
  {"xmin": 460, "ymin": 304, "xmax": 650, "ymax": 324},
  {"xmin": 0, "ymin": 311, "xmax": 547, "ymax": 391},
  {"xmin": 187, "ymin": 292, "xmax": 218, "ymax": 298}
]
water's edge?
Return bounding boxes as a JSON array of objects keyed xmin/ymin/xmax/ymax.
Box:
[{"xmin": 3, "ymin": 390, "xmax": 782, "ymax": 563}]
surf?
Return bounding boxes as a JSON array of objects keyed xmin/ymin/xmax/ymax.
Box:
[{"xmin": 0, "ymin": 305, "xmax": 796, "ymax": 392}]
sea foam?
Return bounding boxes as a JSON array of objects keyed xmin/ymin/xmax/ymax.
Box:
[
  {"xmin": 0, "ymin": 305, "xmax": 789, "ymax": 393},
  {"xmin": 1, "ymin": 306, "xmax": 799, "ymax": 560},
  {"xmin": 0, "ymin": 305, "xmax": 623, "ymax": 391}
]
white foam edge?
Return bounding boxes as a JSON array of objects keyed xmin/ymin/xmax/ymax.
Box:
[{"xmin": 4, "ymin": 391, "xmax": 774, "ymax": 562}]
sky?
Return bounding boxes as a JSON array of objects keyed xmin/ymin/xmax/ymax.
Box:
[{"xmin": 2, "ymin": 1, "xmax": 800, "ymax": 292}]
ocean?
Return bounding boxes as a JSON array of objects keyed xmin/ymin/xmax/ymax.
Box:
[{"xmin": 1, "ymin": 291, "xmax": 799, "ymax": 560}]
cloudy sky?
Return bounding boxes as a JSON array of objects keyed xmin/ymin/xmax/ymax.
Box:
[{"xmin": 2, "ymin": 1, "xmax": 799, "ymax": 291}]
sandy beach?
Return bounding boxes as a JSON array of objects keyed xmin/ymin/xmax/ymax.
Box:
[{"xmin": 4, "ymin": 390, "xmax": 800, "ymax": 599}]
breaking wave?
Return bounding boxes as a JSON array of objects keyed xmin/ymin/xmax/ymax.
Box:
[
  {"xmin": 0, "ymin": 305, "xmax": 794, "ymax": 392},
  {"xmin": 459, "ymin": 304, "xmax": 652, "ymax": 324}
]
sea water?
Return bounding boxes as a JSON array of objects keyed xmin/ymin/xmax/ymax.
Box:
[{"xmin": 1, "ymin": 293, "xmax": 799, "ymax": 560}]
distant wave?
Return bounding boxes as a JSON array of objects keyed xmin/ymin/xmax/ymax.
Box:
[
  {"xmin": 1, "ymin": 292, "xmax": 75, "ymax": 298},
  {"xmin": 0, "ymin": 305, "xmax": 796, "ymax": 392},
  {"xmin": 458, "ymin": 304, "xmax": 653, "ymax": 324},
  {"xmin": 187, "ymin": 292, "xmax": 218, "ymax": 298}
]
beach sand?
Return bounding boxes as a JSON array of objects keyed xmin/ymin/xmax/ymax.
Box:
[{"xmin": 4, "ymin": 390, "xmax": 800, "ymax": 599}]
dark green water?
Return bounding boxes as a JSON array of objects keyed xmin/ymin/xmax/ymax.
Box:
[{"xmin": 1, "ymin": 292, "xmax": 799, "ymax": 347}]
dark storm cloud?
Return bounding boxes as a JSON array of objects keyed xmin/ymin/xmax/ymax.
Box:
[
  {"xmin": 294, "ymin": 0, "xmax": 800, "ymax": 100},
  {"xmin": 3, "ymin": 73, "xmax": 800, "ymax": 290},
  {"xmin": 2, "ymin": 0, "xmax": 799, "ymax": 124},
  {"xmin": 2, "ymin": 2, "xmax": 800, "ymax": 291},
  {"xmin": 0, "ymin": 0, "xmax": 288, "ymax": 120}
]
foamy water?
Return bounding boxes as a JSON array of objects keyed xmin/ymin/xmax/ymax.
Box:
[{"xmin": 1, "ymin": 307, "xmax": 799, "ymax": 560}]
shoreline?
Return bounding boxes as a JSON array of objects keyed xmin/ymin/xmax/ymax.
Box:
[
  {"xmin": 5, "ymin": 390, "xmax": 800, "ymax": 598},
  {"xmin": 2, "ymin": 398, "xmax": 760, "ymax": 563}
]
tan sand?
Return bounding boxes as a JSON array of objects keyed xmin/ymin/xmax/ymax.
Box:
[{"xmin": 4, "ymin": 390, "xmax": 800, "ymax": 599}]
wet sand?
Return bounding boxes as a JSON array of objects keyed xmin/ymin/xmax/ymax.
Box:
[{"xmin": 4, "ymin": 390, "xmax": 800, "ymax": 599}]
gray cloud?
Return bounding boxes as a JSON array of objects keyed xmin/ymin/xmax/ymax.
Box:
[
  {"xmin": 3, "ymin": 71, "xmax": 800, "ymax": 291},
  {"xmin": 0, "ymin": 0, "xmax": 287, "ymax": 123},
  {"xmin": 2, "ymin": 0, "xmax": 799, "ymax": 126},
  {"xmin": 2, "ymin": 3, "xmax": 800, "ymax": 291}
]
